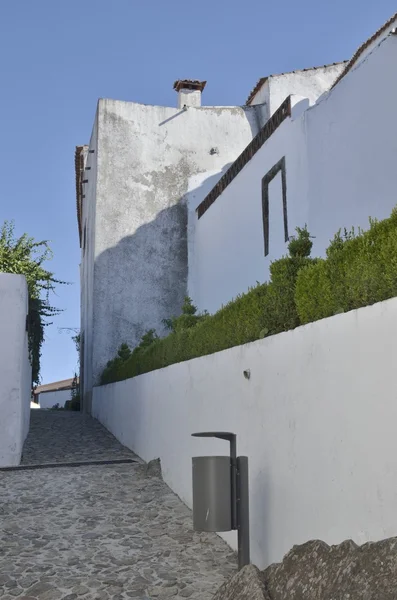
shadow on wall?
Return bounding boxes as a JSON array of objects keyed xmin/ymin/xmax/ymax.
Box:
[{"xmin": 91, "ymin": 165, "xmax": 232, "ymax": 386}]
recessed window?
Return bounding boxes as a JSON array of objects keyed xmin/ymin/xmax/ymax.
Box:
[{"xmin": 261, "ymin": 157, "xmax": 288, "ymax": 256}]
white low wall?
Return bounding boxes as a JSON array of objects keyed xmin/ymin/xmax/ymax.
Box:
[
  {"xmin": 38, "ymin": 389, "xmax": 72, "ymax": 409},
  {"xmin": 93, "ymin": 297, "xmax": 397, "ymax": 568},
  {"xmin": 0, "ymin": 274, "xmax": 31, "ymax": 466}
]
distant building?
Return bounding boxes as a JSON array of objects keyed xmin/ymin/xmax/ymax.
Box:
[
  {"xmin": 76, "ymin": 11, "xmax": 397, "ymax": 412},
  {"xmin": 33, "ymin": 378, "xmax": 78, "ymax": 409}
]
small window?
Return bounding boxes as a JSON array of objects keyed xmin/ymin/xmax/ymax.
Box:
[{"xmin": 261, "ymin": 157, "xmax": 288, "ymax": 256}]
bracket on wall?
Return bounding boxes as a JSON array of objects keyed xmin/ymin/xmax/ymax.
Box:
[
  {"xmin": 89, "ymin": 149, "xmax": 95, "ymax": 153},
  {"xmin": 82, "ymin": 179, "xmax": 88, "ymax": 184},
  {"xmin": 261, "ymin": 156, "xmax": 288, "ymax": 257}
]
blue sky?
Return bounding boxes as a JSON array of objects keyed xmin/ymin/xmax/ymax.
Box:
[{"xmin": 0, "ymin": 0, "xmax": 395, "ymax": 385}]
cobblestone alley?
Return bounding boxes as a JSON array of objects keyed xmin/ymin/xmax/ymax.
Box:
[{"xmin": 0, "ymin": 411, "xmax": 236, "ymax": 599}]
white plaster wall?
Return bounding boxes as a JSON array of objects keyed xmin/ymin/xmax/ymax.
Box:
[
  {"xmin": 38, "ymin": 389, "xmax": 72, "ymax": 409},
  {"xmin": 250, "ymin": 64, "xmax": 346, "ymax": 112},
  {"xmin": 93, "ymin": 297, "xmax": 397, "ymax": 569},
  {"xmin": 177, "ymin": 89, "xmax": 202, "ymax": 108},
  {"xmin": 188, "ymin": 100, "xmax": 308, "ymax": 313},
  {"xmin": 0, "ymin": 274, "xmax": 31, "ymax": 467},
  {"xmin": 250, "ymin": 79, "xmax": 270, "ymax": 107},
  {"xmin": 306, "ymin": 34, "xmax": 397, "ymax": 257},
  {"xmin": 88, "ymin": 99, "xmax": 263, "ymax": 390},
  {"xmin": 268, "ymin": 65, "xmax": 346, "ymax": 114},
  {"xmin": 189, "ymin": 34, "xmax": 397, "ymax": 314},
  {"xmin": 80, "ymin": 116, "xmax": 98, "ymax": 411}
]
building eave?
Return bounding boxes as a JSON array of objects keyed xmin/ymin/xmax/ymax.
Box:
[
  {"xmin": 196, "ymin": 95, "xmax": 292, "ymax": 219},
  {"xmin": 245, "ymin": 62, "xmax": 347, "ymax": 106},
  {"xmin": 33, "ymin": 377, "xmax": 79, "ymax": 396},
  {"xmin": 331, "ymin": 12, "xmax": 397, "ymax": 89},
  {"xmin": 75, "ymin": 145, "xmax": 88, "ymax": 248}
]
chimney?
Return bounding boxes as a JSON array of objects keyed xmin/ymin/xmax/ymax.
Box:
[{"xmin": 173, "ymin": 80, "xmax": 207, "ymax": 108}]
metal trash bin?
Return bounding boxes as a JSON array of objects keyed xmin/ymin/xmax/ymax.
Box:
[
  {"xmin": 192, "ymin": 455, "xmax": 232, "ymax": 532},
  {"xmin": 192, "ymin": 432, "xmax": 250, "ymax": 569}
]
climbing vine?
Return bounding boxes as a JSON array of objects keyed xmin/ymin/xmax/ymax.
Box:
[{"xmin": 0, "ymin": 221, "xmax": 66, "ymax": 385}]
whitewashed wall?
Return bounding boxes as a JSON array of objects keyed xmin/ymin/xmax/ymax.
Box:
[
  {"xmin": 249, "ymin": 64, "xmax": 346, "ymax": 113},
  {"xmin": 81, "ymin": 97, "xmax": 263, "ymax": 407},
  {"xmin": 93, "ymin": 297, "xmax": 397, "ymax": 569},
  {"xmin": 188, "ymin": 33, "xmax": 397, "ymax": 314},
  {"xmin": 187, "ymin": 100, "xmax": 307, "ymax": 313},
  {"xmin": 38, "ymin": 389, "xmax": 72, "ymax": 409},
  {"xmin": 306, "ymin": 33, "xmax": 397, "ymax": 256},
  {"xmin": 0, "ymin": 274, "xmax": 31, "ymax": 466}
]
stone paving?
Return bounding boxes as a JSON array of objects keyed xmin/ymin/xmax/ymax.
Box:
[
  {"xmin": 0, "ymin": 411, "xmax": 236, "ymax": 600},
  {"xmin": 21, "ymin": 411, "xmax": 135, "ymax": 465}
]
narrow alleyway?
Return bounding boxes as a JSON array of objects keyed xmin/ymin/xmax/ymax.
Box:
[{"xmin": 0, "ymin": 411, "xmax": 236, "ymax": 600}]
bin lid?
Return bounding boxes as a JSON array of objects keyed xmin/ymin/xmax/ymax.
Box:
[{"xmin": 192, "ymin": 432, "xmax": 235, "ymax": 441}]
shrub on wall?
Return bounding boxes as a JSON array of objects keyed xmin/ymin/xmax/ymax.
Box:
[
  {"xmin": 101, "ymin": 227, "xmax": 315, "ymax": 384},
  {"xmin": 101, "ymin": 208, "xmax": 397, "ymax": 385},
  {"xmin": 295, "ymin": 209, "xmax": 397, "ymax": 323}
]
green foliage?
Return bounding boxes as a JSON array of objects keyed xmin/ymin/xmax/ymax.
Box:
[
  {"xmin": 66, "ymin": 373, "xmax": 81, "ymax": 411},
  {"xmin": 72, "ymin": 332, "xmax": 80, "ymax": 366},
  {"xmin": 263, "ymin": 256, "xmax": 314, "ymax": 334},
  {"xmin": 0, "ymin": 221, "xmax": 65, "ymax": 384},
  {"xmin": 162, "ymin": 296, "xmax": 209, "ymax": 333},
  {"xmin": 68, "ymin": 395, "xmax": 81, "ymax": 411},
  {"xmin": 288, "ymin": 225, "xmax": 313, "ymax": 258},
  {"xmin": 102, "ymin": 227, "xmax": 315, "ymax": 384},
  {"xmin": 101, "ymin": 211, "xmax": 397, "ymax": 385},
  {"xmin": 136, "ymin": 329, "xmax": 158, "ymax": 352},
  {"xmin": 71, "ymin": 372, "xmax": 79, "ymax": 400},
  {"xmin": 295, "ymin": 208, "xmax": 397, "ymax": 323},
  {"xmin": 100, "ymin": 343, "xmax": 132, "ymax": 384},
  {"xmin": 117, "ymin": 343, "xmax": 132, "ymax": 362},
  {"xmin": 113, "ymin": 285, "xmax": 271, "ymax": 382}
]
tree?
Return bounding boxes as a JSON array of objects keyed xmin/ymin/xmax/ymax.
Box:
[
  {"xmin": 162, "ymin": 296, "xmax": 208, "ymax": 333},
  {"xmin": 0, "ymin": 221, "xmax": 65, "ymax": 385},
  {"xmin": 288, "ymin": 225, "xmax": 314, "ymax": 258},
  {"xmin": 58, "ymin": 328, "xmax": 81, "ymax": 411}
]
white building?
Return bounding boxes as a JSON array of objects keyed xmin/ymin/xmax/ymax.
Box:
[
  {"xmin": 188, "ymin": 15, "xmax": 397, "ymax": 313},
  {"xmin": 34, "ymin": 378, "xmax": 77, "ymax": 409},
  {"xmin": 0, "ymin": 274, "xmax": 31, "ymax": 466},
  {"xmin": 76, "ymin": 11, "xmax": 397, "ymax": 412}
]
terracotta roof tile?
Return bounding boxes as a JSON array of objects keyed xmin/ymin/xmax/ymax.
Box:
[
  {"xmin": 34, "ymin": 378, "xmax": 78, "ymax": 396},
  {"xmin": 245, "ymin": 76, "xmax": 269, "ymax": 106},
  {"xmin": 173, "ymin": 79, "xmax": 207, "ymax": 92},
  {"xmin": 332, "ymin": 12, "xmax": 397, "ymax": 89}
]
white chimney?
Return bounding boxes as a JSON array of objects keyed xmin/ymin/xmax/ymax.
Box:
[{"xmin": 173, "ymin": 80, "xmax": 207, "ymax": 108}]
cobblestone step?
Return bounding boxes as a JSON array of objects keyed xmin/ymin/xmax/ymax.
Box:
[
  {"xmin": 0, "ymin": 410, "xmax": 236, "ymax": 599},
  {"xmin": 0, "ymin": 457, "xmax": 137, "ymax": 472}
]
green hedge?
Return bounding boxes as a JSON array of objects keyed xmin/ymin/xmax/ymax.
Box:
[
  {"xmin": 101, "ymin": 209, "xmax": 397, "ymax": 385},
  {"xmin": 101, "ymin": 284, "xmax": 271, "ymax": 384},
  {"xmin": 295, "ymin": 209, "xmax": 397, "ymax": 323}
]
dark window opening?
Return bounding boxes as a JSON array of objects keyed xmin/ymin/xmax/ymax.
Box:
[{"xmin": 261, "ymin": 157, "xmax": 288, "ymax": 257}]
